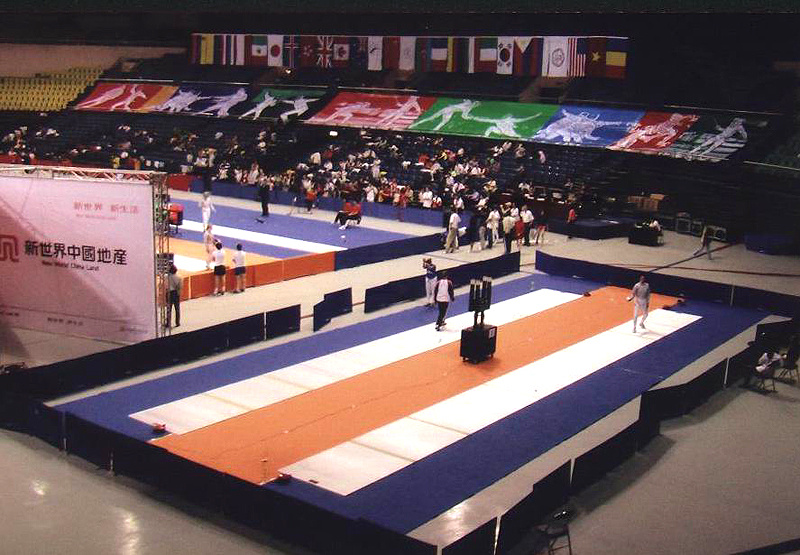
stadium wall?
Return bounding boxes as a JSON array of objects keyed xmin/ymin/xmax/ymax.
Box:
[{"xmin": 0, "ymin": 44, "xmax": 185, "ymax": 76}]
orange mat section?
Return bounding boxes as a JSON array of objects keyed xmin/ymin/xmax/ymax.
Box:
[
  {"xmin": 153, "ymin": 287, "xmax": 677, "ymax": 484},
  {"xmin": 168, "ymin": 239, "xmax": 334, "ymax": 300}
]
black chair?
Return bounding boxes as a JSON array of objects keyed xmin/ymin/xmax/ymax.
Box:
[
  {"xmin": 751, "ymin": 359, "xmax": 780, "ymax": 393},
  {"xmin": 777, "ymin": 345, "xmax": 799, "ymax": 384},
  {"xmin": 540, "ymin": 506, "xmax": 574, "ymax": 555}
]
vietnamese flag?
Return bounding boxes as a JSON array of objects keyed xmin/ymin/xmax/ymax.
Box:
[{"xmin": 586, "ymin": 37, "xmax": 607, "ymax": 77}]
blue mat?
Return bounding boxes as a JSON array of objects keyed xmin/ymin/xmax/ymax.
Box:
[{"xmin": 179, "ymin": 200, "xmax": 412, "ymax": 252}]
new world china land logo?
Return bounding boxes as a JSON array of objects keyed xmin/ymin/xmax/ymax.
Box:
[{"xmin": 0, "ymin": 234, "xmax": 20, "ymax": 263}]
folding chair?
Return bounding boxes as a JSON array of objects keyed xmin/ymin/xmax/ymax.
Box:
[
  {"xmin": 777, "ymin": 346, "xmax": 799, "ymax": 384},
  {"xmin": 751, "ymin": 361, "xmax": 779, "ymax": 394},
  {"xmin": 538, "ymin": 506, "xmax": 574, "ymax": 555}
]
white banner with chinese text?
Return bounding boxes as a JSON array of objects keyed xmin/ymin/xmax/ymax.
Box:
[{"xmin": 0, "ymin": 175, "xmax": 157, "ymax": 342}]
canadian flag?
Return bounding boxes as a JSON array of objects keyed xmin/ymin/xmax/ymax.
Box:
[{"xmin": 332, "ymin": 36, "xmax": 350, "ymax": 68}]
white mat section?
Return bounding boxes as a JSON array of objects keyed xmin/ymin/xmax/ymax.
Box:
[
  {"xmin": 172, "ymin": 253, "xmax": 208, "ymax": 272},
  {"xmin": 182, "ymin": 219, "xmax": 345, "ymax": 253},
  {"xmin": 130, "ymin": 289, "xmax": 581, "ymax": 434},
  {"xmin": 280, "ymin": 309, "xmax": 701, "ymax": 495}
]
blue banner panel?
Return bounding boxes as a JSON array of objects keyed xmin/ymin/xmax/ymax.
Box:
[{"xmin": 533, "ymin": 105, "xmax": 644, "ymax": 146}]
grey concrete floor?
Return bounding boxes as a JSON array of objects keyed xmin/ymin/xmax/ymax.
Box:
[{"xmin": 3, "ymin": 198, "xmax": 800, "ymax": 554}]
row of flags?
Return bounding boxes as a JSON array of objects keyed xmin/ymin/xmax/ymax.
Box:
[{"xmin": 190, "ymin": 34, "xmax": 628, "ymax": 78}]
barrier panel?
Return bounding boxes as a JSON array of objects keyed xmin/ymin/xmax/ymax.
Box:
[
  {"xmin": 283, "ymin": 252, "xmax": 335, "ymax": 280},
  {"xmin": 313, "ymin": 298, "xmax": 331, "ymax": 332},
  {"xmin": 266, "ymin": 304, "xmax": 301, "ymax": 339},
  {"xmin": 733, "ymin": 286, "xmax": 800, "ymax": 318},
  {"xmin": 226, "ymin": 313, "xmax": 266, "ymax": 348},
  {"xmin": 64, "ymin": 412, "xmax": 114, "ymax": 470},
  {"xmin": 570, "ymin": 422, "xmax": 639, "ymax": 495},
  {"xmin": 165, "ymin": 174, "xmax": 194, "ymax": 191},
  {"xmin": 356, "ymin": 519, "xmax": 438, "ymax": 555},
  {"xmin": 442, "ymin": 518, "xmax": 497, "ymax": 555},
  {"xmin": 252, "ymin": 260, "xmax": 284, "ymax": 286},
  {"xmin": 495, "ymin": 462, "xmax": 570, "ymax": 555},
  {"xmin": 325, "ymin": 288, "xmax": 353, "ymax": 317},
  {"xmin": 364, "ymin": 253, "xmax": 521, "ymax": 313},
  {"xmin": 334, "ymin": 234, "xmax": 442, "ymax": 271}
]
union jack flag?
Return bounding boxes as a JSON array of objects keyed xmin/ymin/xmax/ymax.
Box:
[{"xmin": 316, "ymin": 36, "xmax": 334, "ymax": 68}]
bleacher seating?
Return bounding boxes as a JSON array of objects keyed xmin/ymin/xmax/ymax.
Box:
[{"xmin": 0, "ymin": 67, "xmax": 102, "ymax": 112}]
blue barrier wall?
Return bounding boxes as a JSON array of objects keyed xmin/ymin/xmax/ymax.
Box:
[
  {"xmin": 335, "ymin": 234, "xmax": 443, "ymax": 271},
  {"xmin": 535, "ymin": 251, "xmax": 800, "ymax": 315}
]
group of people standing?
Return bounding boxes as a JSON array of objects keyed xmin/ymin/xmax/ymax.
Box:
[{"xmin": 446, "ymin": 202, "xmax": 550, "ymax": 255}]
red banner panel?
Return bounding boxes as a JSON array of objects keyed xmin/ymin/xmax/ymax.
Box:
[
  {"xmin": 306, "ymin": 92, "xmax": 437, "ymax": 130},
  {"xmin": 610, "ymin": 112, "xmax": 699, "ymax": 154},
  {"xmin": 74, "ymin": 82, "xmax": 178, "ymax": 113}
]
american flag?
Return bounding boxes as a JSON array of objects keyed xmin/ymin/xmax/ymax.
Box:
[{"xmin": 568, "ymin": 37, "xmax": 587, "ymax": 77}]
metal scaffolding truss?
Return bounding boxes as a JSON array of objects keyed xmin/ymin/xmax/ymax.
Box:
[{"xmin": 0, "ymin": 164, "xmax": 158, "ymax": 182}]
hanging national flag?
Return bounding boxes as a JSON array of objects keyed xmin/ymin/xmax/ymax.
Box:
[
  {"xmin": 542, "ymin": 36, "xmax": 570, "ymax": 77},
  {"xmin": 267, "ymin": 35, "xmax": 283, "ymax": 67},
  {"xmin": 513, "ymin": 37, "xmax": 541, "ymax": 76},
  {"xmin": 415, "ymin": 37, "xmax": 430, "ymax": 71},
  {"xmin": 474, "ymin": 37, "xmax": 497, "ymax": 72},
  {"xmin": 568, "ymin": 37, "xmax": 587, "ymax": 77},
  {"xmin": 350, "ymin": 36, "xmax": 368, "ymax": 70},
  {"xmin": 199, "ymin": 34, "xmax": 214, "ymax": 65},
  {"xmin": 315, "ymin": 36, "xmax": 335, "ymax": 68},
  {"xmin": 383, "ymin": 36, "xmax": 400, "ymax": 69},
  {"xmin": 367, "ymin": 36, "xmax": 383, "ymax": 71},
  {"xmin": 299, "ymin": 36, "xmax": 317, "ymax": 68},
  {"xmin": 448, "ymin": 37, "xmax": 470, "ymax": 73},
  {"xmin": 225, "ymin": 34, "xmax": 245, "ymax": 66},
  {"xmin": 250, "ymin": 35, "xmax": 269, "ymax": 66},
  {"xmin": 282, "ymin": 35, "xmax": 299, "ymax": 69},
  {"xmin": 585, "ymin": 37, "xmax": 607, "ymax": 77},
  {"xmin": 190, "ymin": 34, "xmax": 201, "ymax": 64},
  {"xmin": 332, "ymin": 36, "xmax": 350, "ymax": 68},
  {"xmin": 605, "ymin": 37, "xmax": 628, "ymax": 79},
  {"xmin": 213, "ymin": 34, "xmax": 224, "ymax": 65},
  {"xmin": 497, "ymin": 37, "xmax": 513, "ymax": 74},
  {"xmin": 399, "ymin": 36, "xmax": 416, "ymax": 71},
  {"xmin": 429, "ymin": 37, "xmax": 449, "ymax": 72},
  {"xmin": 467, "ymin": 37, "xmax": 476, "ymax": 73}
]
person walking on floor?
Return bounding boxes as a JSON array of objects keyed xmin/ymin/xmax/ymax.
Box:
[
  {"xmin": 232, "ymin": 243, "xmax": 246, "ymax": 293},
  {"xmin": 502, "ymin": 211, "xmax": 516, "ymax": 254},
  {"xmin": 445, "ymin": 208, "xmax": 461, "ymax": 253},
  {"xmin": 434, "ymin": 270, "xmax": 455, "ymax": 331},
  {"xmin": 626, "ymin": 275, "xmax": 651, "ymax": 333},
  {"xmin": 166, "ymin": 264, "xmax": 182, "ymax": 328},
  {"xmin": 423, "ymin": 257, "xmax": 437, "ymax": 307},
  {"xmin": 256, "ymin": 178, "xmax": 270, "ymax": 220},
  {"xmin": 211, "ymin": 241, "xmax": 226, "ymax": 296},
  {"xmin": 693, "ymin": 225, "xmax": 714, "ymax": 259},
  {"xmin": 199, "ymin": 190, "xmax": 215, "ymax": 228},
  {"xmin": 520, "ymin": 205, "xmax": 534, "ymax": 246}
]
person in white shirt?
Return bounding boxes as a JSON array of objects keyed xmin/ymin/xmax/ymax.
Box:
[
  {"xmin": 232, "ymin": 243, "xmax": 246, "ymax": 293},
  {"xmin": 486, "ymin": 206, "xmax": 500, "ymax": 248},
  {"xmin": 626, "ymin": 275, "xmax": 651, "ymax": 332},
  {"xmin": 203, "ymin": 224, "xmax": 216, "ymax": 269},
  {"xmin": 742, "ymin": 350, "xmax": 783, "ymax": 388},
  {"xmin": 211, "ymin": 242, "xmax": 226, "ymax": 296},
  {"xmin": 199, "ymin": 191, "xmax": 215, "ymax": 228},
  {"xmin": 520, "ymin": 205, "xmax": 534, "ymax": 246},
  {"xmin": 445, "ymin": 209, "xmax": 461, "ymax": 253},
  {"xmin": 420, "ymin": 187, "xmax": 433, "ymax": 209},
  {"xmin": 434, "ymin": 270, "xmax": 455, "ymax": 331},
  {"xmin": 502, "ymin": 212, "xmax": 516, "ymax": 254}
]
